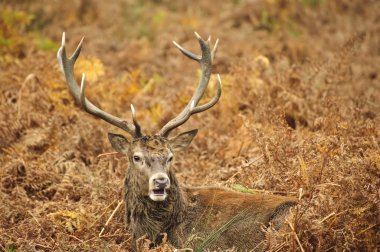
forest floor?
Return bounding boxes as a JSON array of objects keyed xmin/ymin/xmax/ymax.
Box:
[{"xmin": 0, "ymin": 0, "xmax": 379, "ymax": 251}]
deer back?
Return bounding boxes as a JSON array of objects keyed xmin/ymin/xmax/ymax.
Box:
[{"xmin": 175, "ymin": 187, "xmax": 297, "ymax": 250}]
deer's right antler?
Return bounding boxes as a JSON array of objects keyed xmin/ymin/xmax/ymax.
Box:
[
  {"xmin": 158, "ymin": 32, "xmax": 222, "ymax": 138},
  {"xmin": 57, "ymin": 32, "xmax": 142, "ymax": 138}
]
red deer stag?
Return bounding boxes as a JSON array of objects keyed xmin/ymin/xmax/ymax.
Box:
[{"xmin": 57, "ymin": 32, "xmax": 297, "ymax": 251}]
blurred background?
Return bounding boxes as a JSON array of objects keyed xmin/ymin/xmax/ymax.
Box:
[{"xmin": 0, "ymin": 0, "xmax": 379, "ymax": 251}]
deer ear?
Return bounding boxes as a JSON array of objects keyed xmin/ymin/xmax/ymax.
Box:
[
  {"xmin": 108, "ymin": 133, "xmax": 130, "ymax": 154},
  {"xmin": 169, "ymin": 129, "xmax": 198, "ymax": 152}
]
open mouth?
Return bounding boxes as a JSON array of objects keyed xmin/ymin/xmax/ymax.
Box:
[
  {"xmin": 152, "ymin": 188, "xmax": 165, "ymax": 195},
  {"xmin": 149, "ymin": 189, "xmax": 167, "ymax": 201}
]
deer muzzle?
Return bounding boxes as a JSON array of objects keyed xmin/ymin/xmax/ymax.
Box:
[{"xmin": 149, "ymin": 173, "xmax": 170, "ymax": 201}]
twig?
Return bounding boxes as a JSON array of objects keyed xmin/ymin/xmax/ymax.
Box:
[
  {"xmin": 31, "ymin": 243, "xmax": 52, "ymax": 249},
  {"xmin": 318, "ymin": 211, "xmax": 336, "ymax": 224},
  {"xmin": 318, "ymin": 210, "xmax": 347, "ymax": 224},
  {"xmin": 274, "ymin": 242, "xmax": 286, "ymax": 252},
  {"xmin": 89, "ymin": 199, "xmax": 118, "ymax": 229},
  {"xmin": 242, "ymin": 155, "xmax": 264, "ymax": 168},
  {"xmin": 225, "ymin": 171, "xmax": 240, "ymax": 184},
  {"xmin": 68, "ymin": 234, "xmax": 84, "ymax": 243},
  {"xmin": 357, "ymin": 223, "xmax": 378, "ymax": 236},
  {"xmin": 174, "ymin": 249, "xmax": 194, "ymax": 252},
  {"xmin": 97, "ymin": 152, "xmax": 119, "ymax": 158},
  {"xmin": 99, "ymin": 200, "xmax": 123, "ymax": 237},
  {"xmin": 286, "ymin": 219, "xmax": 305, "ymax": 252},
  {"xmin": 314, "ymin": 182, "xmax": 342, "ymax": 188}
]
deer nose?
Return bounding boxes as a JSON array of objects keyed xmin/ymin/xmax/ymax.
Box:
[{"xmin": 153, "ymin": 177, "xmax": 169, "ymax": 189}]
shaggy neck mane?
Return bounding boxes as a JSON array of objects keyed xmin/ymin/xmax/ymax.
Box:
[{"xmin": 124, "ymin": 169, "xmax": 186, "ymax": 243}]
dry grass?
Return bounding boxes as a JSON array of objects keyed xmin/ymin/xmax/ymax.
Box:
[{"xmin": 0, "ymin": 0, "xmax": 379, "ymax": 251}]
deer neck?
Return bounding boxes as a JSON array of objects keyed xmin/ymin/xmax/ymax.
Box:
[{"xmin": 124, "ymin": 169, "xmax": 187, "ymax": 243}]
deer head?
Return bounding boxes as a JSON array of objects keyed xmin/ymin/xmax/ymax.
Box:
[{"xmin": 57, "ymin": 32, "xmax": 221, "ymax": 202}]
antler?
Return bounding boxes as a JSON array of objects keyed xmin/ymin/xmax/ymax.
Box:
[
  {"xmin": 158, "ymin": 32, "xmax": 222, "ymax": 138},
  {"xmin": 57, "ymin": 32, "xmax": 142, "ymax": 138}
]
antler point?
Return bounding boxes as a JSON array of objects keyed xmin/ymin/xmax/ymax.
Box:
[
  {"xmin": 79, "ymin": 36, "xmax": 85, "ymax": 46},
  {"xmin": 172, "ymin": 40, "xmax": 180, "ymax": 47},
  {"xmin": 61, "ymin": 32, "xmax": 66, "ymax": 47},
  {"xmin": 213, "ymin": 39, "xmax": 219, "ymax": 50},
  {"xmin": 131, "ymin": 104, "xmax": 136, "ymax": 116},
  {"xmin": 194, "ymin": 32, "xmax": 201, "ymax": 40}
]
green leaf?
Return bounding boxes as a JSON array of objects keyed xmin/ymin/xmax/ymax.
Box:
[{"xmin": 230, "ymin": 183, "xmax": 255, "ymax": 193}]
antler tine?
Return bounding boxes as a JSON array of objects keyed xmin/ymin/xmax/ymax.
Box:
[
  {"xmin": 172, "ymin": 41, "xmax": 201, "ymax": 62},
  {"xmin": 158, "ymin": 33, "xmax": 222, "ymax": 138},
  {"xmin": 131, "ymin": 104, "xmax": 143, "ymax": 138},
  {"xmin": 57, "ymin": 32, "xmax": 141, "ymax": 138},
  {"xmin": 211, "ymin": 38, "xmax": 219, "ymax": 63}
]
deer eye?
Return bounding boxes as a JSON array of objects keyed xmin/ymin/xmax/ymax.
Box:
[
  {"xmin": 167, "ymin": 156, "xmax": 173, "ymax": 163},
  {"xmin": 133, "ymin": 155, "xmax": 142, "ymax": 162}
]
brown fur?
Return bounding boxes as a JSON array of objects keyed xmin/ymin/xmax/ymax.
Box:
[{"xmin": 118, "ymin": 135, "xmax": 297, "ymax": 251}]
